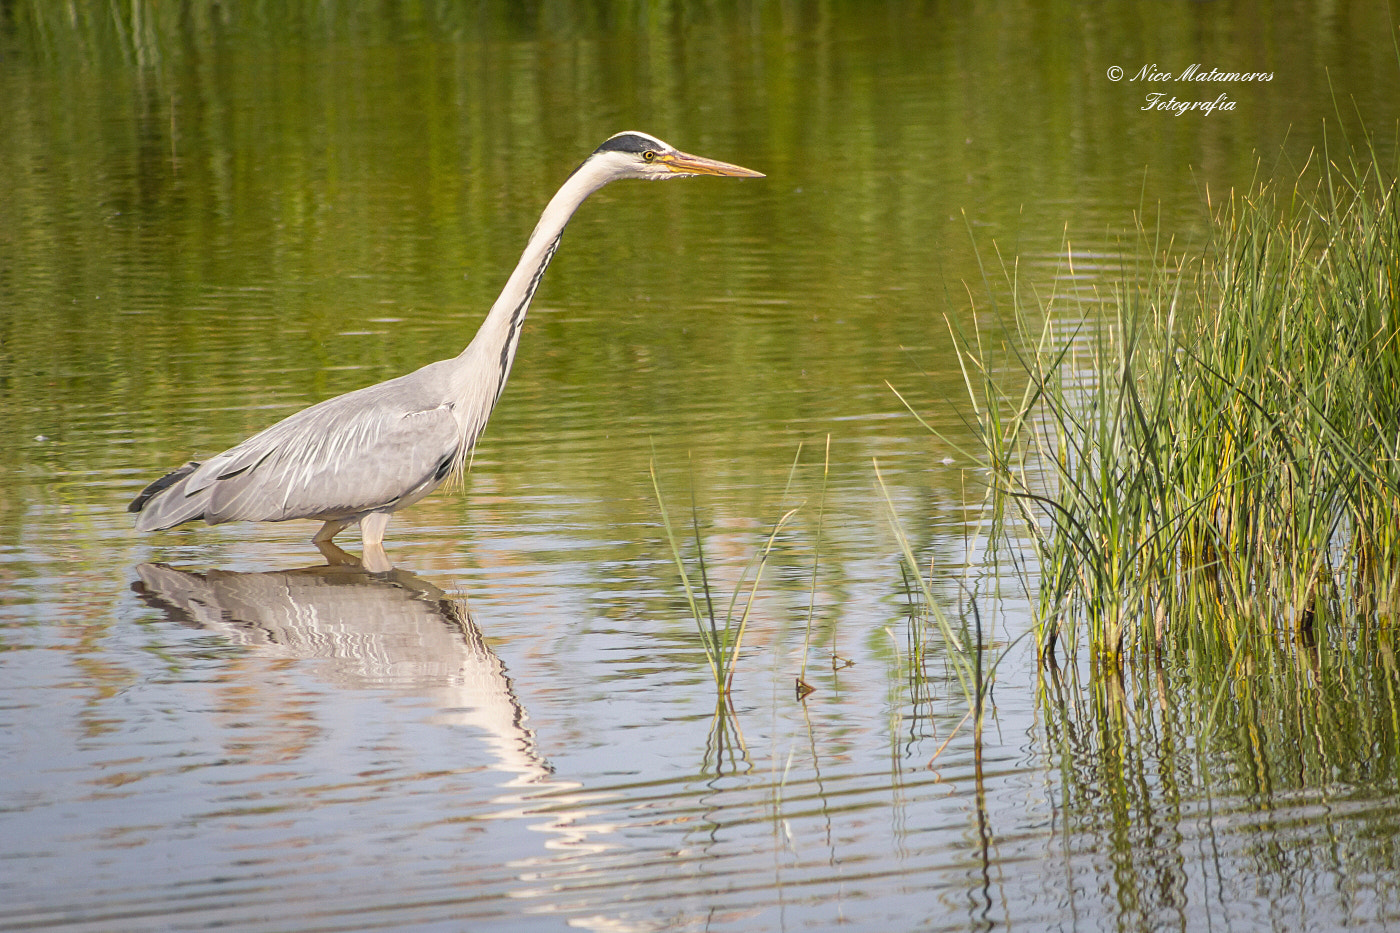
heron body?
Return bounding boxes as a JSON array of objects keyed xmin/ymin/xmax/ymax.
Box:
[{"xmin": 130, "ymin": 132, "xmax": 762, "ymax": 571}]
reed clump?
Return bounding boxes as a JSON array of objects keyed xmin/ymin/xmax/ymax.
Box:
[{"xmin": 956, "ymin": 147, "xmax": 1400, "ymax": 660}]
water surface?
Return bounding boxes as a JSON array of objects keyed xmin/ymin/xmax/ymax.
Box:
[{"xmin": 3, "ymin": 3, "xmax": 1400, "ymax": 931}]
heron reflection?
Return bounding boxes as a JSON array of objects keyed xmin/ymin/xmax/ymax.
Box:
[{"xmin": 132, "ymin": 561, "xmax": 549, "ymax": 782}]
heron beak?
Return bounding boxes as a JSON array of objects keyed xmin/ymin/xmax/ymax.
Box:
[{"xmin": 660, "ymin": 150, "xmax": 765, "ymax": 178}]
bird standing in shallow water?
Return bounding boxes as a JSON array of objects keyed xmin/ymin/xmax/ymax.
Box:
[{"xmin": 130, "ymin": 132, "xmax": 763, "ymax": 571}]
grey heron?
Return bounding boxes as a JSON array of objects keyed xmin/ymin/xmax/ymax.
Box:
[{"xmin": 130, "ymin": 132, "xmax": 763, "ymax": 571}]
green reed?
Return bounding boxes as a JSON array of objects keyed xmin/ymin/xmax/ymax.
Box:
[
  {"xmin": 796, "ymin": 436, "xmax": 831, "ymax": 699},
  {"xmin": 876, "ymin": 462, "xmax": 985, "ymax": 716},
  {"xmin": 650, "ymin": 456, "xmax": 801, "ymax": 694},
  {"xmin": 942, "ymin": 142, "xmax": 1400, "ymax": 660}
]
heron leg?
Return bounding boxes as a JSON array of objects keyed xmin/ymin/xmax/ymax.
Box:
[
  {"xmin": 359, "ymin": 511, "xmax": 393, "ymax": 573},
  {"xmin": 313, "ymin": 519, "xmax": 359, "ymax": 566},
  {"xmin": 313, "ymin": 519, "xmax": 350, "ymax": 544}
]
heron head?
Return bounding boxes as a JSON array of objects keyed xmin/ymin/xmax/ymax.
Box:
[{"xmin": 589, "ymin": 131, "xmax": 764, "ymax": 181}]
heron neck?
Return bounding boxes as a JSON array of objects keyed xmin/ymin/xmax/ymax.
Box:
[{"xmin": 461, "ymin": 158, "xmax": 616, "ymax": 377}]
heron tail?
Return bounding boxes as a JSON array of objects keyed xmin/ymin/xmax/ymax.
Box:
[{"xmin": 129, "ymin": 461, "xmax": 208, "ymax": 531}]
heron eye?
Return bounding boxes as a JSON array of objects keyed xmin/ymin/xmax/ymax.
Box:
[{"xmin": 642, "ymin": 150, "xmax": 657, "ymax": 162}]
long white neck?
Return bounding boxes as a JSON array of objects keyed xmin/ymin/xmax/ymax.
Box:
[{"xmin": 457, "ymin": 157, "xmax": 620, "ymax": 403}]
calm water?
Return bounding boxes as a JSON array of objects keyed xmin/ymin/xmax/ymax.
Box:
[{"xmin": 4, "ymin": 3, "xmax": 1400, "ymax": 931}]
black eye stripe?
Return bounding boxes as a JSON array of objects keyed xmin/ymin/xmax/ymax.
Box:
[{"xmin": 594, "ymin": 133, "xmax": 666, "ymax": 155}]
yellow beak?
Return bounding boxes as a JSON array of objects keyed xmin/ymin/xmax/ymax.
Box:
[{"xmin": 659, "ymin": 150, "xmax": 765, "ymax": 178}]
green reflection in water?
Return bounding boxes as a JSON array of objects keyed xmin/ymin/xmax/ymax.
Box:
[
  {"xmin": 1042, "ymin": 628, "xmax": 1400, "ymax": 929},
  {"xmin": 5, "ymin": 2, "xmax": 1397, "ymax": 527}
]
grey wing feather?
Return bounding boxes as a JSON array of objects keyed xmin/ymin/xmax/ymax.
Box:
[{"xmin": 132, "ymin": 363, "xmax": 467, "ymax": 531}]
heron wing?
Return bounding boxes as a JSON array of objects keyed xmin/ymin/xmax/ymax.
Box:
[{"xmin": 181, "ymin": 369, "xmax": 464, "ymax": 525}]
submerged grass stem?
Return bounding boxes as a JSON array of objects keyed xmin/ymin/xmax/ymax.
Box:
[{"xmin": 650, "ymin": 455, "xmax": 802, "ymax": 694}]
